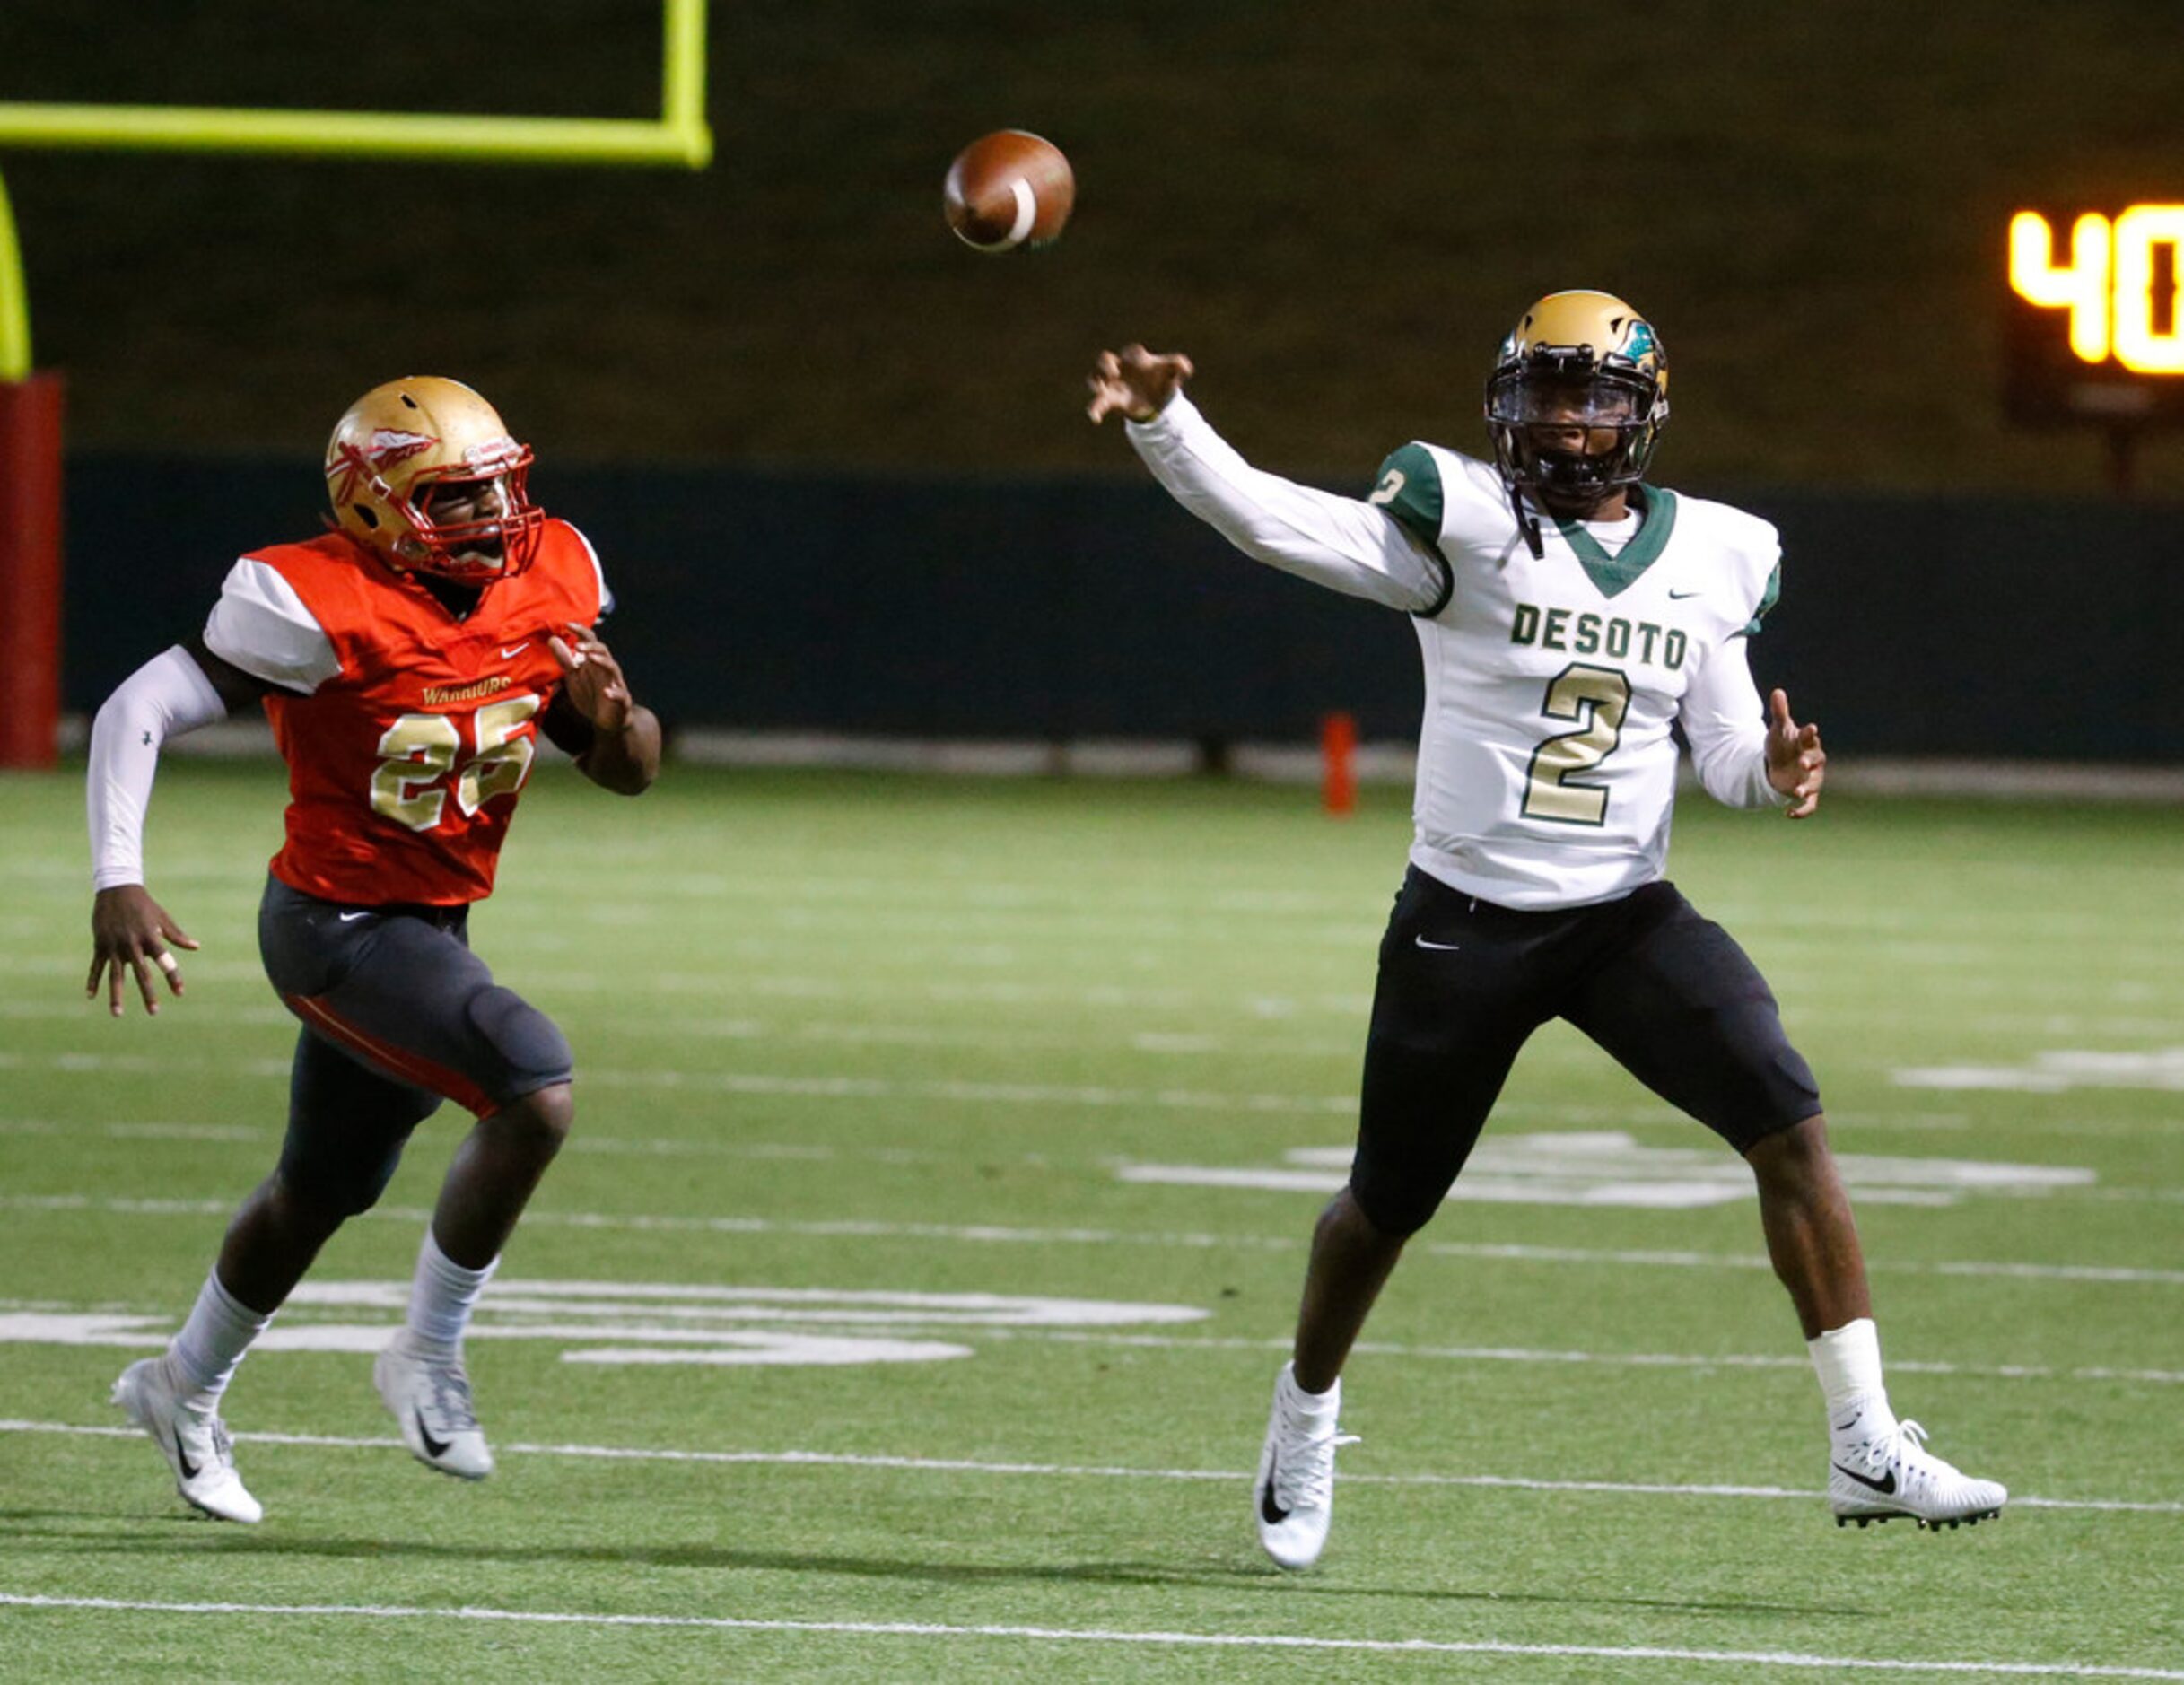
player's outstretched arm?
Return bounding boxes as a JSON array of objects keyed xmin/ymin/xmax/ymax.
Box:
[
  {"xmin": 1087, "ymin": 345, "xmax": 1194, "ymax": 424},
  {"xmin": 1766, "ymin": 689, "xmax": 1825, "ymax": 819},
  {"xmin": 548, "ymin": 622, "xmax": 660, "ymax": 795},
  {"xmin": 1086, "ymin": 345, "xmax": 1447, "ymax": 613},
  {"xmin": 83, "ymin": 642, "xmax": 252, "ymax": 1016}
]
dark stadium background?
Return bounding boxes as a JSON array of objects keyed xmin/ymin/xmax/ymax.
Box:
[{"xmin": 4, "ymin": 1, "xmax": 2179, "ymax": 757}]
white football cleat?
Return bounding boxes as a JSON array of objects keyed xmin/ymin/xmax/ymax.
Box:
[
  {"xmin": 374, "ymin": 1332, "xmax": 494, "ymax": 1480},
  {"xmin": 111, "ymin": 1356, "xmax": 263, "ymax": 1524},
  {"xmin": 1253, "ymin": 1361, "xmax": 1358, "ymax": 1570},
  {"xmin": 1830, "ymin": 1416, "xmax": 2006, "ymax": 1531}
]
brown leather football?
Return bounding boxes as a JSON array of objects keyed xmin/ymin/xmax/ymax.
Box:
[{"xmin": 943, "ymin": 130, "xmax": 1075, "ymax": 252}]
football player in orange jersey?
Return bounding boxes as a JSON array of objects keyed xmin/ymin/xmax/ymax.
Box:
[{"xmin": 84, "ymin": 377, "xmax": 661, "ymax": 1523}]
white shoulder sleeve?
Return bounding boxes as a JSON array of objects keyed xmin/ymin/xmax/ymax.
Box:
[
  {"xmin": 87, "ymin": 645, "xmax": 230, "ymax": 890},
  {"xmin": 564, "ymin": 522, "xmax": 616, "ymax": 618},
  {"xmin": 1125, "ymin": 394, "xmax": 1446, "ymax": 611},
  {"xmin": 1680, "ymin": 634, "xmax": 1787, "ymax": 809},
  {"xmin": 203, "ymin": 557, "xmax": 341, "ymax": 694}
]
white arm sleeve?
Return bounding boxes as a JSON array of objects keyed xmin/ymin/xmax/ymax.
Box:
[
  {"xmin": 1680, "ymin": 635, "xmax": 1788, "ymax": 810},
  {"xmin": 86, "ymin": 645, "xmax": 230, "ymax": 890},
  {"xmin": 202, "ymin": 557, "xmax": 340, "ymax": 693},
  {"xmin": 1125, "ymin": 393, "xmax": 1446, "ymax": 611}
]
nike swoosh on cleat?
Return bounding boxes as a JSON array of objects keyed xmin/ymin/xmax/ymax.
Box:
[
  {"xmin": 171, "ymin": 1425, "xmax": 200, "ymax": 1481},
  {"xmin": 416, "ymin": 1410, "xmax": 452, "ymax": 1460},
  {"xmin": 1833, "ymin": 1462, "xmax": 1897, "ymax": 1495},
  {"xmin": 1259, "ymin": 1454, "xmax": 1289, "ymax": 1524}
]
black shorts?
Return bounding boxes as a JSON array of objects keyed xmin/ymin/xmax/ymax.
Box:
[
  {"xmin": 1350, "ymin": 868, "xmax": 1821, "ymax": 1235},
  {"xmin": 257, "ymin": 877, "xmax": 574, "ymax": 1215}
]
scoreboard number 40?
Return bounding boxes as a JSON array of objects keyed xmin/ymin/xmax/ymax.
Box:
[
  {"xmin": 2005, "ymin": 205, "xmax": 2184, "ymax": 438},
  {"xmin": 2010, "ymin": 207, "xmax": 2184, "ymax": 371}
]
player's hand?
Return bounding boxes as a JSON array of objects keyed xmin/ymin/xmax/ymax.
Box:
[
  {"xmin": 1765, "ymin": 689, "xmax": 1825, "ymax": 819},
  {"xmin": 1087, "ymin": 345, "xmax": 1194, "ymax": 425},
  {"xmin": 87, "ymin": 885, "xmax": 199, "ymax": 1017},
  {"xmin": 550, "ymin": 622, "xmax": 635, "ymax": 736}
]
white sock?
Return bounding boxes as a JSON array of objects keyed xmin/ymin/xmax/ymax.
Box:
[
  {"xmin": 1280, "ymin": 1361, "xmax": 1341, "ymax": 1415},
  {"xmin": 1809, "ymin": 1318, "xmax": 1894, "ymax": 1437},
  {"xmin": 405, "ymin": 1230, "xmax": 497, "ymax": 1357},
  {"xmin": 167, "ymin": 1270, "xmax": 274, "ymax": 1404}
]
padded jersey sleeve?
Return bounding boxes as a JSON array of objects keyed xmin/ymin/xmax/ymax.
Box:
[
  {"xmin": 1124, "ymin": 394, "xmax": 1447, "ymax": 612},
  {"xmin": 202, "ymin": 557, "xmax": 341, "ymax": 694},
  {"xmin": 1367, "ymin": 443, "xmax": 1456, "ymax": 616},
  {"xmin": 563, "ymin": 521, "xmax": 616, "ymax": 619}
]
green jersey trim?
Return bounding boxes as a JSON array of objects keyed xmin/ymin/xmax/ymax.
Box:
[
  {"xmin": 1742, "ymin": 560, "xmax": 1782, "ymax": 637},
  {"xmin": 1369, "ymin": 442, "xmax": 1455, "ymax": 617},
  {"xmin": 1553, "ymin": 485, "xmax": 1678, "ymax": 599}
]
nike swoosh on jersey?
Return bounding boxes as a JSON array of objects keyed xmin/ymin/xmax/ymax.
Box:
[
  {"xmin": 1667, "ymin": 588, "xmax": 1701, "ymax": 599},
  {"xmin": 338, "ymin": 911, "xmax": 370, "ymax": 923},
  {"xmin": 500, "ymin": 642, "xmax": 529, "ymax": 659},
  {"xmin": 1413, "ymin": 936, "xmax": 1463, "ymax": 951}
]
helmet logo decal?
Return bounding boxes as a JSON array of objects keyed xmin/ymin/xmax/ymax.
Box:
[
  {"xmin": 365, "ymin": 428, "xmax": 439, "ymax": 466},
  {"xmin": 1622, "ymin": 320, "xmax": 1659, "ymax": 363},
  {"xmin": 328, "ymin": 429, "xmax": 439, "ymax": 503}
]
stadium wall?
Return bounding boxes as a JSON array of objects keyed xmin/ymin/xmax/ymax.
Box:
[{"xmin": 63, "ymin": 457, "xmax": 2181, "ymax": 764}]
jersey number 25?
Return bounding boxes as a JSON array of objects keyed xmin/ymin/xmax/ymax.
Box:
[{"xmin": 371, "ymin": 694, "xmax": 542, "ymax": 831}]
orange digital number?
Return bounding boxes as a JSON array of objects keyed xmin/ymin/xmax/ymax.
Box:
[{"xmin": 2011, "ymin": 206, "xmax": 2184, "ymax": 374}]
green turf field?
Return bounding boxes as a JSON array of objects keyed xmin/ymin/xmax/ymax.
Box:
[{"xmin": 2, "ymin": 761, "xmax": 2180, "ymax": 1680}]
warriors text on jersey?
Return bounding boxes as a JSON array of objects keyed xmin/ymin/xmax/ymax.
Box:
[
  {"xmin": 202, "ymin": 521, "xmax": 614, "ymax": 906},
  {"xmin": 1128, "ymin": 394, "xmax": 1786, "ymax": 910}
]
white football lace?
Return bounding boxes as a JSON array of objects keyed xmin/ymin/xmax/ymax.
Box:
[
  {"xmin": 1274, "ymin": 1421, "xmax": 1360, "ymax": 1512},
  {"xmin": 1871, "ymin": 1419, "xmax": 1962, "ymax": 1500}
]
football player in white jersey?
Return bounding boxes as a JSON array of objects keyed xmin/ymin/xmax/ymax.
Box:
[{"xmin": 1088, "ymin": 292, "xmax": 2006, "ymax": 1568}]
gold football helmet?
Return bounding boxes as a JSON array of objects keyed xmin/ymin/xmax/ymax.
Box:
[
  {"xmin": 324, "ymin": 377, "xmax": 545, "ymax": 582},
  {"xmin": 1484, "ymin": 291, "xmax": 1668, "ymax": 547}
]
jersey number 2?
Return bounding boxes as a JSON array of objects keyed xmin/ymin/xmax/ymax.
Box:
[
  {"xmin": 371, "ymin": 694, "xmax": 542, "ymax": 832},
  {"xmin": 1522, "ymin": 664, "xmax": 1630, "ymax": 826}
]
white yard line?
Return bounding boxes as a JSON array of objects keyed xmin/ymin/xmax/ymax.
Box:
[
  {"xmin": 1, "ymin": 1597, "xmax": 2180, "ymax": 1679},
  {"xmin": 0, "ymin": 1419, "xmax": 2174, "ymax": 1515},
  {"xmin": 6, "ymin": 1194, "xmax": 2182, "ymax": 1288}
]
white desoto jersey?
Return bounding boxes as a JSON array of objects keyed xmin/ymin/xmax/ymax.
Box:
[{"xmin": 1128, "ymin": 393, "xmax": 1787, "ymax": 910}]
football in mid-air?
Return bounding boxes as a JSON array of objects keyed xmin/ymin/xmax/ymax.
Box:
[{"xmin": 943, "ymin": 130, "xmax": 1074, "ymax": 252}]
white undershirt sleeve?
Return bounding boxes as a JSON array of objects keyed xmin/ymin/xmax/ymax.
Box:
[
  {"xmin": 1125, "ymin": 393, "xmax": 1446, "ymax": 611},
  {"xmin": 87, "ymin": 646, "xmax": 231, "ymax": 890},
  {"xmin": 1680, "ymin": 635, "xmax": 1788, "ymax": 809}
]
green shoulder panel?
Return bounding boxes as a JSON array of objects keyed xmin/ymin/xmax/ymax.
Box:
[
  {"xmin": 1743, "ymin": 560, "xmax": 1782, "ymax": 636},
  {"xmin": 1367, "ymin": 442, "xmax": 1445, "ymax": 550}
]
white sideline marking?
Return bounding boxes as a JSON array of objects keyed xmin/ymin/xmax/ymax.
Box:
[
  {"xmin": 7, "ymin": 1303, "xmax": 2180, "ymax": 1387},
  {"xmin": 1124, "ymin": 1132, "xmax": 2092, "ymax": 1210},
  {"xmin": 7, "ymin": 1192, "xmax": 2184, "ymax": 1285},
  {"xmin": 1, "ymin": 1597, "xmax": 2181, "ymax": 1676},
  {"xmin": 1898, "ymin": 1049, "xmax": 2184, "ymax": 1094},
  {"xmin": 2, "ymin": 1419, "xmax": 2174, "ymax": 1515}
]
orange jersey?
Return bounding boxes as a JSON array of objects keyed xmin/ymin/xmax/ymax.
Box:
[{"xmin": 202, "ymin": 522, "xmax": 610, "ymax": 906}]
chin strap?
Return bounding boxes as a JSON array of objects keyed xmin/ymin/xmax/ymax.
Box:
[{"xmin": 1508, "ymin": 485, "xmax": 1545, "ymax": 559}]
